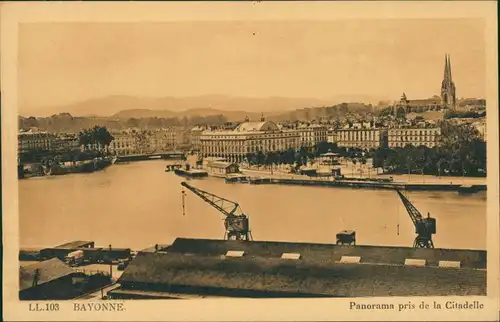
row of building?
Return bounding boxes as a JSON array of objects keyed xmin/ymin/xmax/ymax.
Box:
[
  {"xmin": 18, "ymin": 130, "xmax": 80, "ymax": 154},
  {"xmin": 194, "ymin": 118, "xmax": 444, "ymax": 162},
  {"xmin": 19, "ymin": 116, "xmax": 486, "ymax": 162}
]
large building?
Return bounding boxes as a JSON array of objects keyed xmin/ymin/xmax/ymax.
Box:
[
  {"xmin": 332, "ymin": 128, "xmax": 388, "ymax": 150},
  {"xmin": 388, "ymin": 127, "xmax": 441, "ymax": 148},
  {"xmin": 18, "ymin": 130, "xmax": 54, "ymax": 154},
  {"xmin": 110, "ymin": 128, "xmax": 179, "ymax": 155},
  {"xmin": 200, "ymin": 119, "xmax": 301, "ymax": 162},
  {"xmin": 52, "ymin": 134, "xmax": 80, "ymax": 152},
  {"xmin": 188, "ymin": 126, "xmax": 206, "ymax": 152},
  {"xmin": 393, "ymin": 54, "xmax": 457, "ymax": 116},
  {"xmin": 297, "ymin": 124, "xmax": 328, "ymax": 147},
  {"xmin": 393, "ymin": 93, "xmax": 442, "ymax": 115}
]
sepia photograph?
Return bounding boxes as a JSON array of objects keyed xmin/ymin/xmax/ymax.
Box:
[{"xmin": 1, "ymin": 1, "xmax": 499, "ymax": 321}]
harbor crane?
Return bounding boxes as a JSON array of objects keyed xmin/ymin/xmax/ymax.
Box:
[
  {"xmin": 396, "ymin": 189, "xmax": 436, "ymax": 248},
  {"xmin": 181, "ymin": 181, "xmax": 253, "ymax": 241}
]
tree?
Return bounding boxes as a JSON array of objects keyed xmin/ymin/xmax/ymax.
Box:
[
  {"xmin": 396, "ymin": 106, "xmax": 406, "ymax": 119},
  {"xmin": 78, "ymin": 126, "xmax": 114, "ymax": 153},
  {"xmin": 131, "ymin": 129, "xmax": 152, "ymax": 154},
  {"xmin": 360, "ymin": 157, "xmax": 367, "ymax": 167}
]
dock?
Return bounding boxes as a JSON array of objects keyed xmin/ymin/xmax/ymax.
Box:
[{"xmin": 239, "ymin": 177, "xmax": 486, "ymax": 193}]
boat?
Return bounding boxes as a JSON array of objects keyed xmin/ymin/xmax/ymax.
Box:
[
  {"xmin": 249, "ymin": 177, "xmax": 272, "ymax": 184},
  {"xmin": 174, "ymin": 164, "xmax": 208, "ymax": 178},
  {"xmin": 224, "ymin": 174, "xmax": 250, "ymax": 183},
  {"xmin": 174, "ymin": 168, "xmax": 208, "ymax": 178},
  {"xmin": 165, "ymin": 164, "xmax": 183, "ymax": 172}
]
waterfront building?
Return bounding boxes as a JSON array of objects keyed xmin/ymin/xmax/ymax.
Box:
[
  {"xmin": 200, "ymin": 118, "xmax": 300, "ymax": 162},
  {"xmin": 206, "ymin": 161, "xmax": 240, "ymax": 175},
  {"xmin": 189, "ymin": 126, "xmax": 206, "ymax": 152},
  {"xmin": 327, "ymin": 128, "xmax": 336, "ymax": 143},
  {"xmin": 109, "ymin": 130, "xmax": 136, "ymax": 155},
  {"xmin": 110, "ymin": 128, "xmax": 179, "ymax": 155},
  {"xmin": 297, "ymin": 124, "xmax": 328, "ymax": 147},
  {"xmin": 52, "ymin": 134, "xmax": 80, "ymax": 152},
  {"xmin": 333, "ymin": 128, "xmax": 388, "ymax": 150},
  {"xmin": 18, "ymin": 130, "xmax": 54, "ymax": 154},
  {"xmin": 149, "ymin": 128, "xmax": 178, "ymax": 153},
  {"xmin": 387, "ymin": 127, "xmax": 441, "ymax": 148}
]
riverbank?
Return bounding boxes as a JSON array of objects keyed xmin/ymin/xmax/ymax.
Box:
[
  {"xmin": 238, "ymin": 165, "xmax": 487, "ymax": 186},
  {"xmin": 228, "ymin": 167, "xmax": 487, "ymax": 193}
]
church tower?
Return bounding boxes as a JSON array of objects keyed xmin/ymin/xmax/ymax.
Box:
[{"xmin": 441, "ymin": 54, "xmax": 456, "ymax": 109}]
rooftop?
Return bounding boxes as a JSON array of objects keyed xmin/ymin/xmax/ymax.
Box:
[
  {"xmin": 118, "ymin": 250, "xmax": 485, "ymax": 297},
  {"xmin": 165, "ymin": 238, "xmax": 486, "ymax": 269},
  {"xmin": 206, "ymin": 161, "xmax": 238, "ymax": 169},
  {"xmin": 234, "ymin": 121, "xmax": 279, "ymax": 133},
  {"xmin": 54, "ymin": 241, "xmax": 94, "ymax": 249},
  {"xmin": 20, "ymin": 258, "xmax": 75, "ymax": 291}
]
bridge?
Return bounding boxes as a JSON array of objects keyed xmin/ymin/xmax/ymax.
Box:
[{"xmin": 115, "ymin": 152, "xmax": 185, "ymax": 163}]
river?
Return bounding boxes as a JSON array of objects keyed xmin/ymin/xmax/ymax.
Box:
[{"xmin": 19, "ymin": 160, "xmax": 487, "ymax": 251}]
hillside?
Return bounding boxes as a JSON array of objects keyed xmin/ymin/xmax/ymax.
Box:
[
  {"xmin": 21, "ymin": 94, "xmax": 388, "ymax": 118},
  {"xmin": 113, "ymin": 108, "xmax": 269, "ymax": 122}
]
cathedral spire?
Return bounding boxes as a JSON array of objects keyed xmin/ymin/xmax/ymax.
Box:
[
  {"xmin": 447, "ymin": 54, "xmax": 453, "ymax": 82},
  {"xmin": 441, "ymin": 53, "xmax": 456, "ymax": 109},
  {"xmin": 443, "ymin": 53, "xmax": 449, "ymax": 80}
]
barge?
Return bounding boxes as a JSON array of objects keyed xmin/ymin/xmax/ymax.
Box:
[
  {"xmin": 225, "ymin": 174, "xmax": 250, "ymax": 183},
  {"xmin": 174, "ymin": 168, "xmax": 208, "ymax": 178}
]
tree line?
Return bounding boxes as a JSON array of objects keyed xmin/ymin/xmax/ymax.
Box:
[
  {"xmin": 372, "ymin": 122, "xmax": 486, "ymax": 177},
  {"xmin": 244, "ymin": 142, "xmax": 362, "ymax": 169}
]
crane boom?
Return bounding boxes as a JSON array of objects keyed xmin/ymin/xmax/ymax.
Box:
[
  {"xmin": 395, "ymin": 189, "xmax": 436, "ymax": 248},
  {"xmin": 181, "ymin": 181, "xmax": 244, "ymax": 218},
  {"xmin": 180, "ymin": 181, "xmax": 252, "ymax": 241},
  {"xmin": 396, "ymin": 189, "xmax": 423, "ymax": 227}
]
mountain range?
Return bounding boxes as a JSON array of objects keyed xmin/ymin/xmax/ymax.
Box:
[{"xmin": 21, "ymin": 94, "xmax": 389, "ymax": 119}]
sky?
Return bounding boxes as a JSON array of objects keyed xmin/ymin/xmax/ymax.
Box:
[{"xmin": 17, "ymin": 19, "xmax": 486, "ymax": 115}]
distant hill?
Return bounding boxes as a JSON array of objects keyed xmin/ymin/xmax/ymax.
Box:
[
  {"xmin": 21, "ymin": 94, "xmax": 388, "ymax": 118},
  {"xmin": 112, "ymin": 108, "xmax": 269, "ymax": 122}
]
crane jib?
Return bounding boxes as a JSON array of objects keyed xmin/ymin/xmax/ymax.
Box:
[
  {"xmin": 180, "ymin": 181, "xmax": 246, "ymax": 218},
  {"xmin": 180, "ymin": 181, "xmax": 253, "ymax": 241}
]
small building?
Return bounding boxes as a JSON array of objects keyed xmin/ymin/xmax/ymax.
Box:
[
  {"xmin": 206, "ymin": 161, "xmax": 240, "ymax": 175},
  {"xmin": 19, "ymin": 258, "xmax": 87, "ymax": 300},
  {"xmin": 320, "ymin": 152, "xmax": 341, "ymax": 165}
]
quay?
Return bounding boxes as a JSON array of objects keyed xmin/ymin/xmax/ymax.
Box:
[
  {"xmin": 222, "ymin": 176, "xmax": 487, "ymax": 193},
  {"xmin": 107, "ymin": 237, "xmax": 486, "ymax": 299}
]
